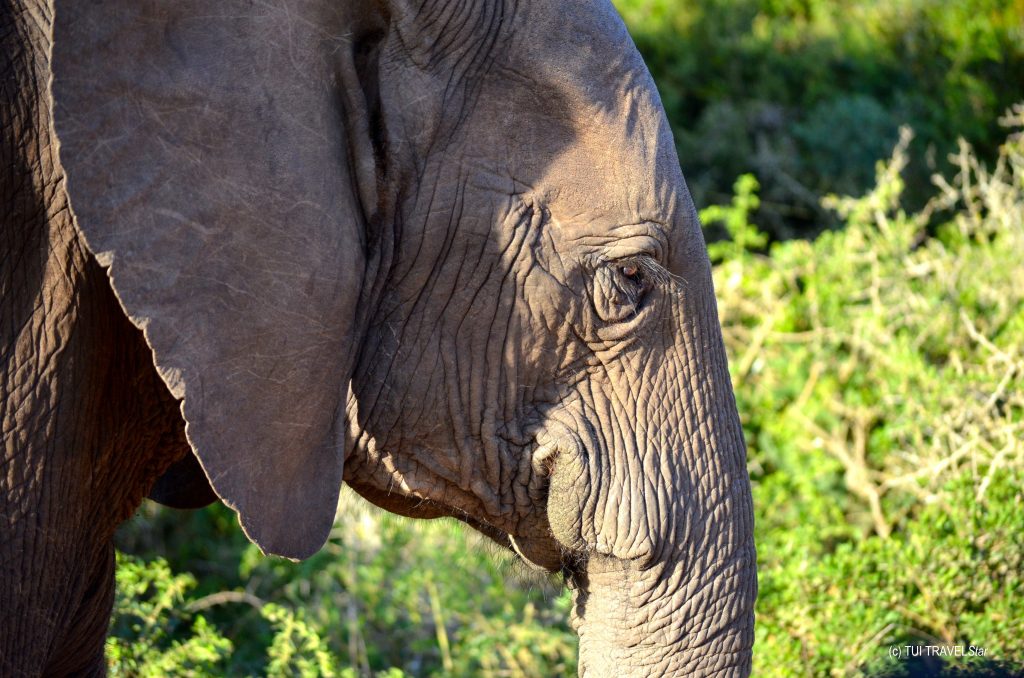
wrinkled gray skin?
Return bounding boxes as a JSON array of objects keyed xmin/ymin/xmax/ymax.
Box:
[{"xmin": 1, "ymin": 0, "xmax": 756, "ymax": 675}]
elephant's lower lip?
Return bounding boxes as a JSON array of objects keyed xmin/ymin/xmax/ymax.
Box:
[{"xmin": 508, "ymin": 533, "xmax": 564, "ymax": 572}]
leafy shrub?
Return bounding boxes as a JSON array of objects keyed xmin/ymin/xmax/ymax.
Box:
[
  {"xmin": 711, "ymin": 105, "xmax": 1024, "ymax": 675},
  {"xmin": 613, "ymin": 0, "xmax": 1024, "ymax": 238},
  {"xmin": 112, "ymin": 494, "xmax": 576, "ymax": 676},
  {"xmin": 108, "ymin": 553, "xmax": 232, "ymax": 677}
]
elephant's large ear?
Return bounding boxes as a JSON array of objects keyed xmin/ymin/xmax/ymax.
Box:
[{"xmin": 52, "ymin": 1, "xmax": 386, "ymax": 559}]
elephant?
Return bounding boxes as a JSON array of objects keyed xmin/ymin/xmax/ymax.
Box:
[{"xmin": 0, "ymin": 0, "xmax": 757, "ymax": 675}]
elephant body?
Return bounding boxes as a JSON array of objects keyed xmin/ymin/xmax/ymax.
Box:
[
  {"xmin": 0, "ymin": 1, "xmax": 756, "ymax": 675},
  {"xmin": 1, "ymin": 8, "xmax": 192, "ymax": 674}
]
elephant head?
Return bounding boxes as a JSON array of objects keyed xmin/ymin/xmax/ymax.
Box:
[{"xmin": 51, "ymin": 0, "xmax": 756, "ymax": 674}]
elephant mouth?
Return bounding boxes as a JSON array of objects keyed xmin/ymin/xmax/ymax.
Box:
[
  {"xmin": 502, "ymin": 422, "xmax": 591, "ymax": 573},
  {"xmin": 508, "ymin": 532, "xmax": 565, "ymax": 571}
]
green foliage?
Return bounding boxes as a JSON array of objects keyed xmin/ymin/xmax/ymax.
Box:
[
  {"xmin": 261, "ymin": 604, "xmax": 341, "ymax": 677},
  {"xmin": 713, "ymin": 105, "xmax": 1024, "ymax": 675},
  {"xmin": 613, "ymin": 0, "xmax": 1024, "ymax": 237},
  {"xmin": 107, "ymin": 553, "xmax": 232, "ymax": 676},
  {"xmin": 704, "ymin": 173, "xmax": 768, "ymax": 262},
  {"xmin": 112, "ymin": 495, "xmax": 576, "ymax": 676}
]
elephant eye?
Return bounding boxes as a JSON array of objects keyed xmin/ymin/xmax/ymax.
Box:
[
  {"xmin": 620, "ymin": 263, "xmax": 640, "ymax": 281},
  {"xmin": 592, "ymin": 256, "xmax": 665, "ymax": 323},
  {"xmin": 614, "ymin": 257, "xmax": 654, "ymax": 292},
  {"xmin": 600, "ymin": 256, "xmax": 659, "ymax": 314}
]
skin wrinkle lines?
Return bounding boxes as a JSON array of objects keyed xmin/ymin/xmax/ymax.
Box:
[
  {"xmin": 490, "ymin": 224, "xmax": 540, "ymax": 514},
  {"xmin": 352, "ymin": 179, "xmax": 544, "ymax": 524},
  {"xmin": 469, "ymin": 219, "xmax": 530, "ymax": 509}
]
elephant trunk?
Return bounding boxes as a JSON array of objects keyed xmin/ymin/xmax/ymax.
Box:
[
  {"xmin": 546, "ymin": 270, "xmax": 756, "ymax": 676},
  {"xmin": 572, "ymin": 545, "xmax": 755, "ymax": 676}
]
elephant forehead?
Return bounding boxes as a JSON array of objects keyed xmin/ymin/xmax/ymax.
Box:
[
  {"xmin": 477, "ymin": 4, "xmax": 689, "ymax": 237},
  {"xmin": 532, "ymin": 126, "xmax": 683, "ymax": 230}
]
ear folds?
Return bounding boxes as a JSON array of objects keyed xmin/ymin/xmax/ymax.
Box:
[{"xmin": 52, "ymin": 1, "xmax": 382, "ymax": 559}]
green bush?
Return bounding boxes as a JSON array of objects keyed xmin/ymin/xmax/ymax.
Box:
[
  {"xmin": 111, "ymin": 108, "xmax": 1024, "ymax": 675},
  {"xmin": 613, "ymin": 0, "xmax": 1024, "ymax": 238},
  {"xmin": 711, "ymin": 106, "xmax": 1024, "ymax": 675},
  {"xmin": 112, "ymin": 494, "xmax": 576, "ymax": 676},
  {"xmin": 108, "ymin": 553, "xmax": 232, "ymax": 676}
]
